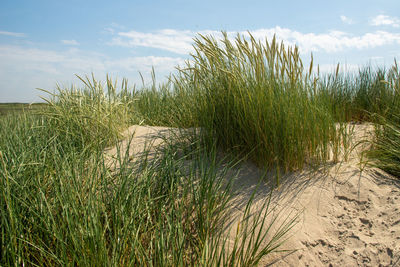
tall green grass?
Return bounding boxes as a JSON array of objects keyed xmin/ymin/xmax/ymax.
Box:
[
  {"xmin": 133, "ymin": 70, "xmax": 198, "ymax": 127},
  {"xmin": 38, "ymin": 74, "xmax": 133, "ymax": 150},
  {"xmin": 172, "ymin": 33, "xmax": 338, "ymax": 172},
  {"xmin": 365, "ymin": 62, "xmax": 400, "ymax": 179},
  {"xmin": 0, "ymin": 100, "xmax": 295, "ymax": 266},
  {"xmin": 116, "ymin": 32, "xmax": 400, "ymax": 176},
  {"xmin": 317, "ymin": 61, "xmax": 400, "ymax": 122},
  {"xmin": 367, "ymin": 115, "xmax": 400, "ymax": 178}
]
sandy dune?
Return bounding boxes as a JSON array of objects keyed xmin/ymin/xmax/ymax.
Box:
[
  {"xmin": 255, "ymin": 162, "xmax": 400, "ymax": 266},
  {"xmin": 104, "ymin": 124, "xmax": 400, "ymax": 266}
]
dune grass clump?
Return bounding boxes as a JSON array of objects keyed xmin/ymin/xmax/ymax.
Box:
[
  {"xmin": 133, "ymin": 70, "xmax": 198, "ymax": 127},
  {"xmin": 314, "ymin": 66, "xmax": 357, "ymax": 122},
  {"xmin": 173, "ymin": 33, "xmax": 337, "ymax": 172},
  {"xmin": 366, "ymin": 62, "xmax": 400, "ymax": 178},
  {"xmin": 317, "ymin": 60, "xmax": 400, "ymax": 122},
  {"xmin": 39, "ymin": 74, "xmax": 132, "ymax": 150},
  {"xmin": 0, "ymin": 105, "xmax": 295, "ymax": 266},
  {"xmin": 352, "ymin": 62, "xmax": 400, "ymax": 121},
  {"xmin": 368, "ymin": 115, "xmax": 400, "ymax": 178}
]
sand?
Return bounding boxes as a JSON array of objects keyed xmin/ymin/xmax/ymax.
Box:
[
  {"xmin": 104, "ymin": 124, "xmax": 400, "ymax": 266},
  {"xmin": 247, "ymin": 161, "xmax": 400, "ymax": 266}
]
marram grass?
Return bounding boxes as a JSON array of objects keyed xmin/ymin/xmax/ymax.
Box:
[
  {"xmin": 173, "ymin": 32, "xmax": 339, "ymax": 173},
  {"xmin": 0, "ymin": 107, "xmax": 295, "ymax": 266},
  {"xmin": 367, "ymin": 114, "xmax": 400, "ymax": 178},
  {"xmin": 317, "ymin": 61, "xmax": 400, "ymax": 122},
  {"xmin": 1, "ymin": 31, "xmax": 400, "ymax": 266},
  {"xmin": 38, "ymin": 74, "xmax": 133, "ymax": 150}
]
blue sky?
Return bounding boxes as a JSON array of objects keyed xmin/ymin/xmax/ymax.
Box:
[{"xmin": 1, "ymin": 0, "xmax": 399, "ymax": 102}]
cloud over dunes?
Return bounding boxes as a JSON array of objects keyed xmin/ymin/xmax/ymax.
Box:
[
  {"xmin": 0, "ymin": 45, "xmax": 184, "ymax": 76},
  {"xmin": 0, "ymin": 30, "xmax": 26, "ymax": 37},
  {"xmin": 340, "ymin": 15, "xmax": 354, "ymax": 25},
  {"xmin": 370, "ymin": 15, "xmax": 400, "ymax": 28},
  {"xmin": 0, "ymin": 44, "xmax": 185, "ymax": 101},
  {"xmin": 111, "ymin": 29, "xmax": 195, "ymax": 54},
  {"xmin": 61, "ymin": 39, "xmax": 80, "ymax": 45},
  {"xmin": 105, "ymin": 56, "xmax": 184, "ymax": 72},
  {"xmin": 110, "ymin": 27, "xmax": 400, "ymax": 55}
]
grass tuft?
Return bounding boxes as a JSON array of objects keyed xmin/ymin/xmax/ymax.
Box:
[
  {"xmin": 38, "ymin": 74, "xmax": 132, "ymax": 150},
  {"xmin": 173, "ymin": 32, "xmax": 338, "ymax": 173},
  {"xmin": 0, "ymin": 107, "xmax": 295, "ymax": 266}
]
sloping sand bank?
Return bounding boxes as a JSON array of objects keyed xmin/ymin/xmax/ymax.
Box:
[
  {"xmin": 104, "ymin": 124, "xmax": 400, "ymax": 266},
  {"xmin": 256, "ymin": 162, "xmax": 400, "ymax": 266}
]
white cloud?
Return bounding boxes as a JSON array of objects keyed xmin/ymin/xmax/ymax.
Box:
[
  {"xmin": 0, "ymin": 45, "xmax": 105, "ymax": 76},
  {"xmin": 0, "ymin": 30, "xmax": 25, "ymax": 37},
  {"xmin": 340, "ymin": 15, "xmax": 354, "ymax": 25},
  {"xmin": 110, "ymin": 27, "xmax": 400, "ymax": 55},
  {"xmin": 111, "ymin": 29, "xmax": 195, "ymax": 54},
  {"xmin": 318, "ymin": 63, "xmax": 360, "ymax": 74},
  {"xmin": 61, "ymin": 39, "xmax": 80, "ymax": 45},
  {"xmin": 0, "ymin": 45, "xmax": 185, "ymax": 102},
  {"xmin": 261, "ymin": 28, "xmax": 400, "ymax": 53},
  {"xmin": 106, "ymin": 56, "xmax": 185, "ymax": 73},
  {"xmin": 104, "ymin": 27, "xmax": 115, "ymax": 34},
  {"xmin": 104, "ymin": 22, "xmax": 126, "ymax": 35},
  {"xmin": 0, "ymin": 45, "xmax": 183, "ymax": 75},
  {"xmin": 110, "ymin": 22, "xmax": 125, "ymax": 29},
  {"xmin": 370, "ymin": 15, "xmax": 400, "ymax": 28}
]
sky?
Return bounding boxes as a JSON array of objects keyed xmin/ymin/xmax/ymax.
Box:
[{"xmin": 1, "ymin": 0, "xmax": 400, "ymax": 102}]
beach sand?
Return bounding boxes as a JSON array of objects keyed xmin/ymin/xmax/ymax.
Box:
[{"xmin": 104, "ymin": 124, "xmax": 400, "ymax": 266}]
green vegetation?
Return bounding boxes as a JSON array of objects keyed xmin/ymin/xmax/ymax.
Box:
[
  {"xmin": 317, "ymin": 62, "xmax": 400, "ymax": 122},
  {"xmin": 174, "ymin": 34, "xmax": 337, "ymax": 172},
  {"xmin": 1, "ymin": 32, "xmax": 400, "ymax": 266},
  {"xmin": 131, "ymin": 33, "xmax": 400, "ymax": 173},
  {"xmin": 368, "ymin": 114, "xmax": 400, "ymax": 178},
  {"xmin": 38, "ymin": 75, "xmax": 132, "ymax": 149},
  {"xmin": 0, "ymin": 103, "xmax": 295, "ymax": 266},
  {"xmin": 0, "ymin": 102, "xmax": 47, "ymax": 116}
]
